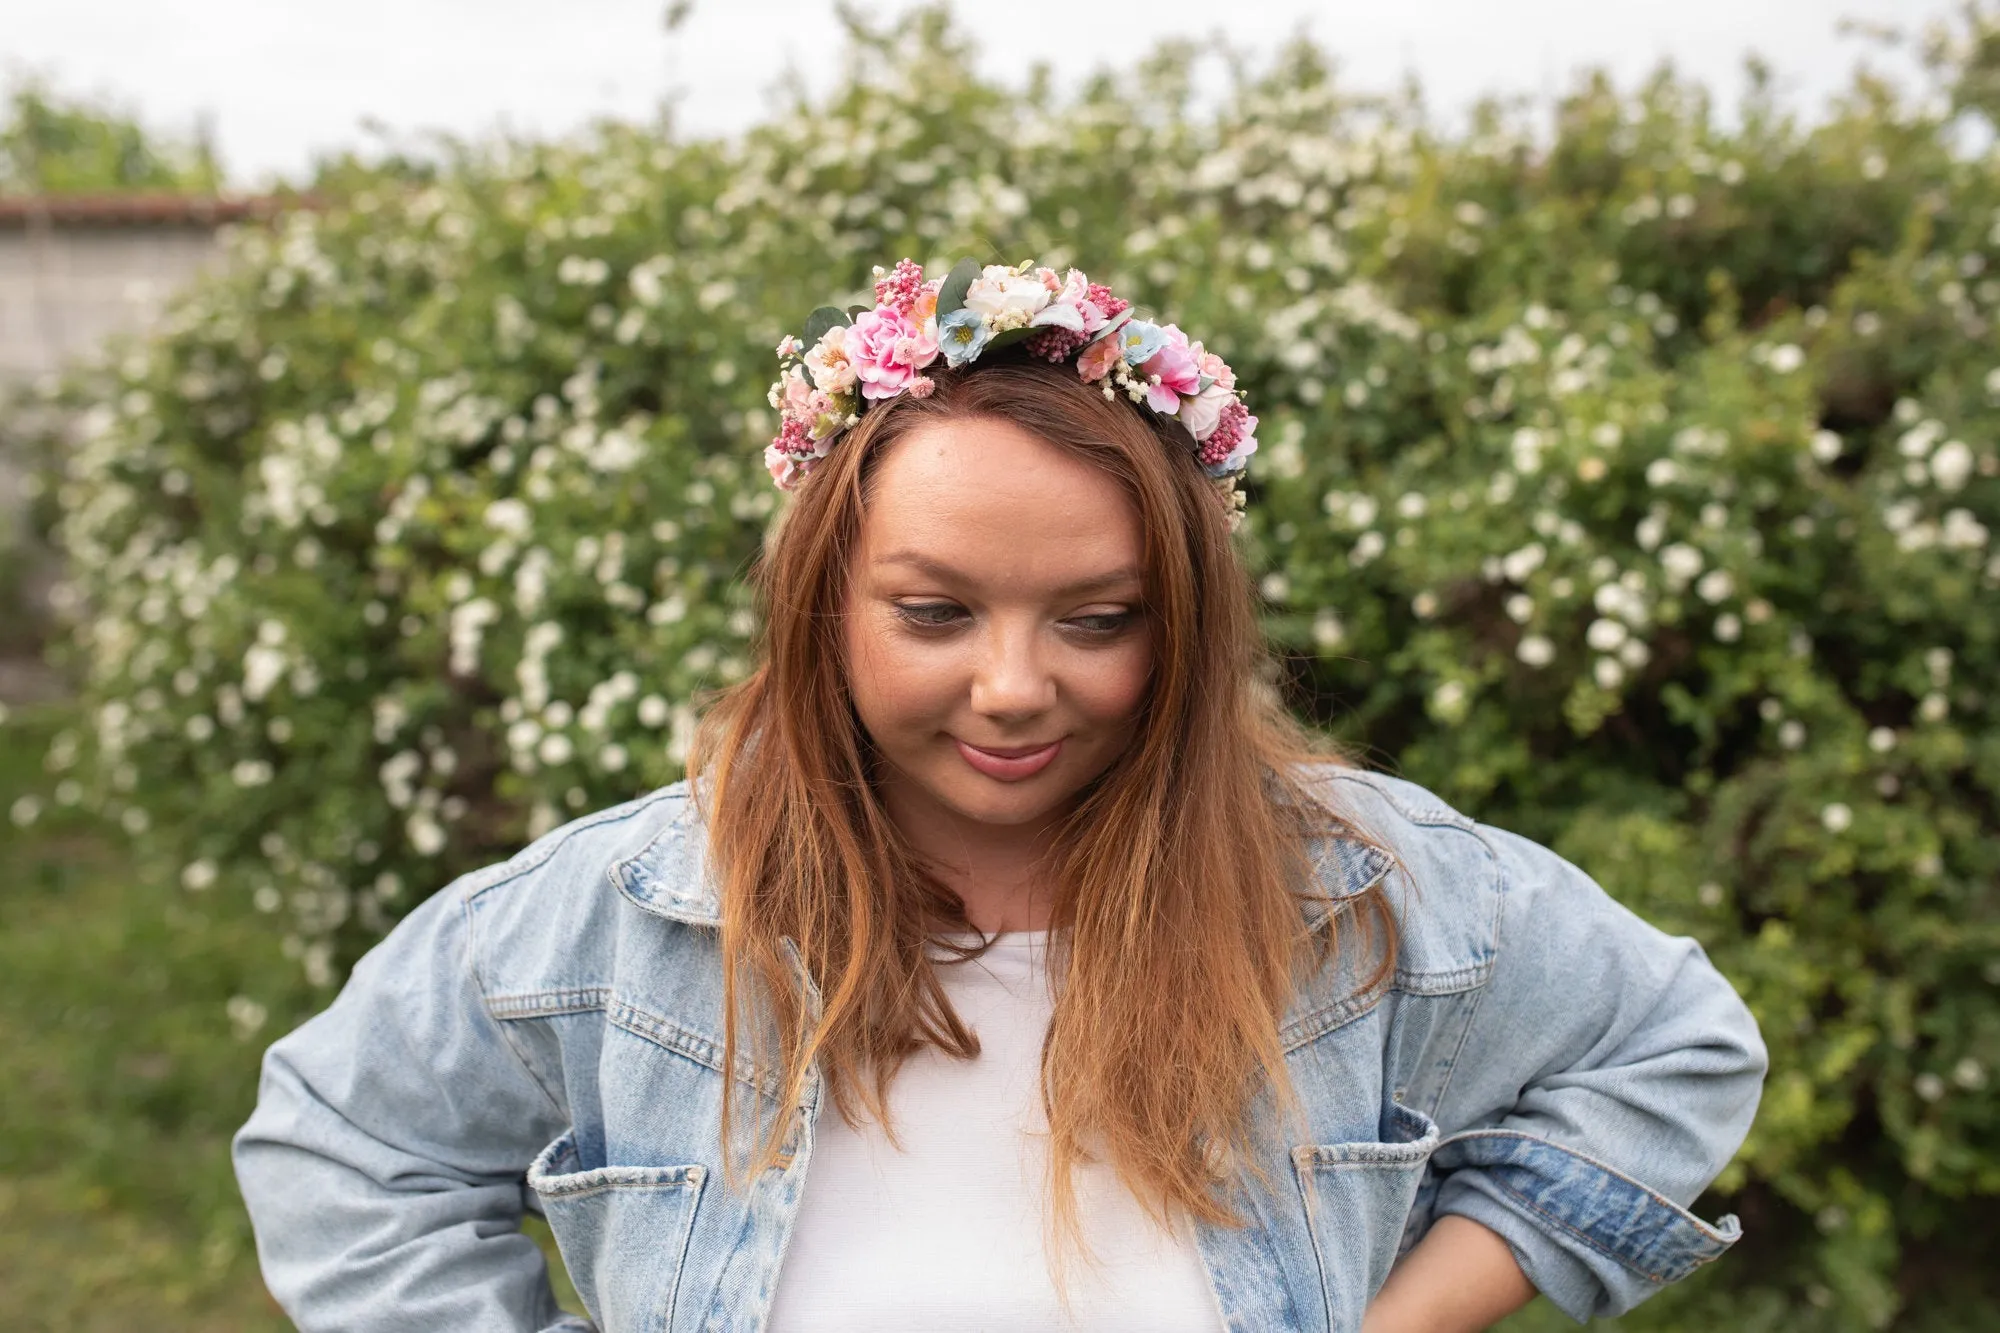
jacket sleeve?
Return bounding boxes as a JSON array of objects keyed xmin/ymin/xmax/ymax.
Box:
[
  {"xmin": 232, "ymin": 869, "xmax": 586, "ymax": 1332},
  {"xmin": 1424, "ymin": 823, "xmax": 1768, "ymax": 1323}
]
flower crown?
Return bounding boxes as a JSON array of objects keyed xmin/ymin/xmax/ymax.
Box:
[{"xmin": 763, "ymin": 258, "xmax": 1258, "ymax": 524}]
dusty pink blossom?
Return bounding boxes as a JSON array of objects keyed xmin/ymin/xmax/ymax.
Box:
[{"xmin": 1076, "ymin": 334, "xmax": 1123, "ymax": 383}]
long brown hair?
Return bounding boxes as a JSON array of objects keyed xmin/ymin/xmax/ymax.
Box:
[{"xmin": 688, "ymin": 355, "xmax": 1395, "ymax": 1256}]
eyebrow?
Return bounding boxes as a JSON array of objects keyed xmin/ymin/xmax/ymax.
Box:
[{"xmin": 876, "ymin": 550, "xmax": 1144, "ymax": 598}]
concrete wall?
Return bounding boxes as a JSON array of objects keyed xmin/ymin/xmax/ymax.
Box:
[{"xmin": 0, "ymin": 221, "xmax": 225, "ymax": 385}]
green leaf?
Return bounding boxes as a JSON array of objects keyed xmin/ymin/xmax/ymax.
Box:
[
  {"xmin": 801, "ymin": 306, "xmax": 851, "ymax": 347},
  {"xmin": 846, "ymin": 304, "xmax": 871, "ymax": 318},
  {"xmin": 935, "ymin": 258, "xmax": 980, "ymax": 318},
  {"xmin": 986, "ymin": 325, "xmax": 1038, "ymax": 352}
]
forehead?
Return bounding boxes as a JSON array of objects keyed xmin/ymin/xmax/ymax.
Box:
[{"xmin": 858, "ymin": 415, "xmax": 1144, "ymax": 583}]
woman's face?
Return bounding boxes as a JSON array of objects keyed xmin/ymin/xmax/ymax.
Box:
[{"xmin": 842, "ymin": 414, "xmax": 1152, "ymax": 840}]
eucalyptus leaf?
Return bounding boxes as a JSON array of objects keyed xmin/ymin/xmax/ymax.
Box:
[
  {"xmin": 936, "ymin": 257, "xmax": 980, "ymax": 318},
  {"xmin": 801, "ymin": 306, "xmax": 851, "ymax": 347}
]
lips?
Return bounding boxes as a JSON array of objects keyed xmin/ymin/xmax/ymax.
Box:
[{"xmin": 954, "ymin": 736, "xmax": 1063, "ymax": 781}]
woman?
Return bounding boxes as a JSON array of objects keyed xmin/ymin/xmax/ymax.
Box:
[{"xmin": 235, "ymin": 259, "xmax": 1767, "ymax": 1333}]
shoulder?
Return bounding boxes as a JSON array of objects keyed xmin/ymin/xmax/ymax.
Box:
[
  {"xmin": 446, "ymin": 780, "xmax": 711, "ymax": 997},
  {"xmin": 1294, "ymin": 763, "xmax": 1552, "ymax": 996}
]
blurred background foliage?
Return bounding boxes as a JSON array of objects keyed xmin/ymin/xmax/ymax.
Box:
[
  {"xmin": 0, "ymin": 78, "xmax": 223, "ymax": 196},
  {"xmin": 3, "ymin": 4, "xmax": 1998, "ymax": 1328}
]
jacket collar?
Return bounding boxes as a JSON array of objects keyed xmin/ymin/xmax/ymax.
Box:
[{"xmin": 610, "ymin": 791, "xmax": 1395, "ymax": 933}]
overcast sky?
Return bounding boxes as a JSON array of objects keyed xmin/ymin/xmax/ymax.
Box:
[{"xmin": 3, "ymin": 0, "xmax": 1955, "ymax": 189}]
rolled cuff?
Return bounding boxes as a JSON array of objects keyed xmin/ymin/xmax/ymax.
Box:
[{"xmin": 1429, "ymin": 1130, "xmax": 1742, "ymax": 1323}]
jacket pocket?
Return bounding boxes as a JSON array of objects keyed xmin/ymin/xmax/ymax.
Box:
[
  {"xmin": 1292, "ymin": 1102, "xmax": 1440, "ymax": 1333},
  {"xmin": 529, "ymin": 1129, "xmax": 707, "ymax": 1333}
]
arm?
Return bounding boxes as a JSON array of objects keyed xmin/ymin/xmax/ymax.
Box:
[
  {"xmin": 1421, "ymin": 823, "xmax": 1768, "ymax": 1323},
  {"xmin": 1361, "ymin": 1215, "xmax": 1537, "ymax": 1333},
  {"xmin": 233, "ymin": 872, "xmax": 584, "ymax": 1332}
]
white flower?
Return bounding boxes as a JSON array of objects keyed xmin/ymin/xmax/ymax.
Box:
[
  {"xmin": 1617, "ymin": 638, "xmax": 1651, "ymax": 669},
  {"xmin": 1585, "ymin": 618, "xmax": 1628, "ymax": 651},
  {"xmin": 181, "ymin": 859, "xmax": 219, "ymax": 890},
  {"xmin": 1645, "ymin": 459, "xmax": 1679, "ymax": 487},
  {"xmin": 1914, "ymin": 1072, "xmax": 1946, "ymax": 1102},
  {"xmin": 1412, "ymin": 591, "xmax": 1439, "ymax": 619},
  {"xmin": 1657, "ymin": 543, "xmax": 1703, "ymax": 589},
  {"xmin": 1696, "ymin": 569, "xmax": 1735, "ymax": 604},
  {"xmin": 242, "ymin": 644, "xmax": 288, "ymax": 702},
  {"xmin": 1505, "ymin": 594, "xmax": 1534, "ymax": 624},
  {"xmin": 1767, "ymin": 343, "xmax": 1805, "ymax": 374},
  {"xmin": 1715, "ymin": 613, "xmax": 1743, "ymax": 642},
  {"xmin": 9, "ymin": 795, "xmax": 41, "ymax": 828},
  {"xmin": 1810, "ymin": 429, "xmax": 1843, "ymax": 463},
  {"xmin": 407, "ymin": 812, "xmax": 447, "ymax": 856},
  {"xmin": 599, "ymin": 743, "xmax": 629, "ymax": 773},
  {"xmin": 538, "ymin": 732, "xmax": 575, "ymax": 766},
  {"xmin": 961, "ymin": 266, "xmax": 1051, "ymax": 323},
  {"xmin": 1820, "ymin": 802, "xmax": 1852, "ymax": 833},
  {"xmin": 1350, "ymin": 531, "xmax": 1386, "ymax": 565},
  {"xmin": 1868, "ymin": 727, "xmax": 1898, "ymax": 753},
  {"xmin": 1260, "ymin": 573, "xmax": 1291, "ymax": 603},
  {"xmin": 1779, "ymin": 720, "xmax": 1806, "ymax": 749},
  {"xmin": 638, "ymin": 694, "xmax": 671, "ymax": 728},
  {"xmin": 1953, "ymin": 1058, "xmax": 1987, "ymax": 1091},
  {"xmin": 1918, "ymin": 692, "xmax": 1950, "ymax": 723},
  {"xmin": 484, "ymin": 498, "xmax": 533, "ymax": 538},
  {"xmin": 1500, "ymin": 542, "xmax": 1546, "ymax": 583},
  {"xmin": 226, "ymin": 996, "xmax": 269, "ymax": 1041},
  {"xmin": 231, "ymin": 759, "xmax": 274, "ymax": 787},
  {"xmin": 1930, "ymin": 439, "xmax": 1973, "ymax": 491},
  {"xmin": 1516, "ymin": 634, "xmax": 1555, "ymax": 667},
  {"xmin": 1431, "ymin": 680, "xmax": 1469, "ymax": 722},
  {"xmin": 1592, "ymin": 657, "xmax": 1625, "ymax": 689}
]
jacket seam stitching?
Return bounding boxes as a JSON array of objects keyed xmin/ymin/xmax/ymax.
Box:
[
  {"xmin": 462, "ymin": 784, "xmax": 690, "ymax": 912},
  {"xmin": 1427, "ymin": 822, "xmax": 1504, "ymax": 1118},
  {"xmin": 460, "ymin": 895, "xmax": 568, "ymax": 1121},
  {"xmin": 1478, "ymin": 1173, "xmax": 1713, "ymax": 1284}
]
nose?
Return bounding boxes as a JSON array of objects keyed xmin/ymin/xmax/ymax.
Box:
[{"xmin": 969, "ymin": 619, "xmax": 1056, "ymax": 720}]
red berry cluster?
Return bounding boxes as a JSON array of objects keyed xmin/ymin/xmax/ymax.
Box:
[{"xmin": 1025, "ymin": 284, "xmax": 1130, "ymax": 361}]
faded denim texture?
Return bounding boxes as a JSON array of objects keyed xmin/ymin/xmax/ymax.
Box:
[{"xmin": 234, "ymin": 767, "xmax": 1767, "ymax": 1332}]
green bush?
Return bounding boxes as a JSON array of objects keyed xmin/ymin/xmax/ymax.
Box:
[{"xmin": 13, "ymin": 8, "xmax": 1999, "ymax": 1327}]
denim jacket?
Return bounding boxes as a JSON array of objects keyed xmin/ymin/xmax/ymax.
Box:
[{"xmin": 234, "ymin": 766, "xmax": 1767, "ymax": 1333}]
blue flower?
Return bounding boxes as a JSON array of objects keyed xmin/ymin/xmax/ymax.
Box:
[
  {"xmin": 1117, "ymin": 319, "xmax": 1165, "ymax": 366},
  {"xmin": 938, "ymin": 307, "xmax": 992, "ymax": 367}
]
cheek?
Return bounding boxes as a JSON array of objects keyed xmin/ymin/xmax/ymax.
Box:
[
  {"xmin": 844, "ymin": 614, "xmax": 960, "ymax": 730},
  {"xmin": 1069, "ymin": 640, "xmax": 1152, "ymax": 727}
]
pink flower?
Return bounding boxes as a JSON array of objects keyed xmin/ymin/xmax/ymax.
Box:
[
  {"xmin": 1196, "ymin": 348, "xmax": 1235, "ymax": 390},
  {"xmin": 1139, "ymin": 325, "xmax": 1202, "ymax": 413},
  {"xmin": 1179, "ymin": 383, "xmax": 1237, "ymax": 441},
  {"xmin": 1197, "ymin": 400, "xmax": 1258, "ymax": 469},
  {"xmin": 1076, "ymin": 334, "xmax": 1124, "ymax": 383},
  {"xmin": 847, "ymin": 307, "xmax": 940, "ymax": 401},
  {"xmin": 781, "ymin": 367, "xmax": 818, "ymax": 417}
]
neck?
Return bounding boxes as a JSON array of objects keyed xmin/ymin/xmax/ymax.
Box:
[{"xmin": 877, "ymin": 772, "xmax": 1062, "ymax": 933}]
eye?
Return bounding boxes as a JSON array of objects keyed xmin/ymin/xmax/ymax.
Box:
[
  {"xmin": 891, "ymin": 601, "xmax": 966, "ymax": 630},
  {"xmin": 1064, "ymin": 610, "xmax": 1137, "ymax": 636}
]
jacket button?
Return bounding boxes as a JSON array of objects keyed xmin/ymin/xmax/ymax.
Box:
[{"xmin": 1202, "ymin": 1138, "xmax": 1235, "ymax": 1180}]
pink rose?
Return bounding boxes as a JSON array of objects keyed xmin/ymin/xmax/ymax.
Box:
[
  {"xmin": 1196, "ymin": 348, "xmax": 1235, "ymax": 390},
  {"xmin": 848, "ymin": 307, "xmax": 940, "ymax": 401},
  {"xmin": 1139, "ymin": 325, "xmax": 1202, "ymax": 413}
]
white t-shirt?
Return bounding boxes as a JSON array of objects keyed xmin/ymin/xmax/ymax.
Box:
[{"xmin": 765, "ymin": 930, "xmax": 1226, "ymax": 1333}]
